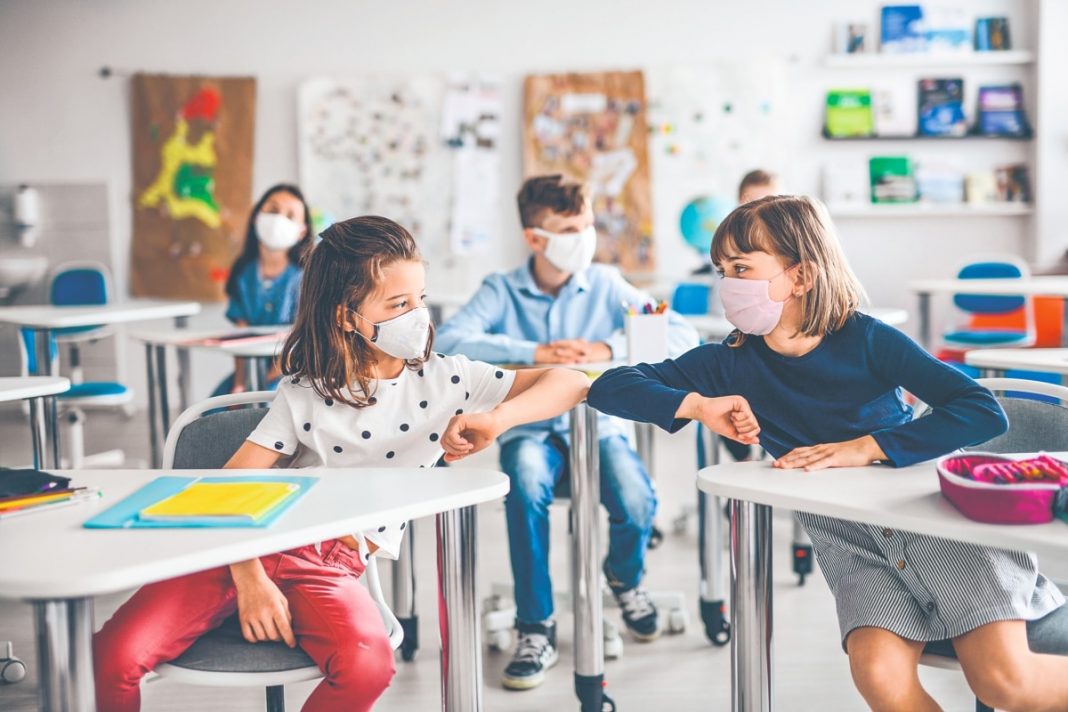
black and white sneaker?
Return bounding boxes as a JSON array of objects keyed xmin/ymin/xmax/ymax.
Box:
[
  {"xmin": 501, "ymin": 620, "xmax": 559, "ymax": 690},
  {"xmin": 604, "ymin": 566, "xmax": 660, "ymax": 641}
]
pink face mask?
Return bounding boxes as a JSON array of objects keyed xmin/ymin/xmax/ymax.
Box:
[{"xmin": 718, "ymin": 269, "xmax": 792, "ymax": 335}]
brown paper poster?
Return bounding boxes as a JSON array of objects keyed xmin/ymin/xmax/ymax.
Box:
[
  {"xmin": 130, "ymin": 73, "xmax": 256, "ymax": 301},
  {"xmin": 522, "ymin": 70, "xmax": 653, "ymax": 274}
]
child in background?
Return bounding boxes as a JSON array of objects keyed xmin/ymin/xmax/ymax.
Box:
[
  {"xmin": 94, "ymin": 216, "xmax": 591, "ymax": 712},
  {"xmin": 737, "ymin": 168, "xmax": 779, "ymax": 204},
  {"xmin": 436, "ymin": 175, "xmax": 699, "ymax": 690},
  {"xmin": 589, "ymin": 195, "xmax": 1068, "ymax": 712},
  {"xmin": 213, "ymin": 183, "xmax": 314, "ymax": 396}
]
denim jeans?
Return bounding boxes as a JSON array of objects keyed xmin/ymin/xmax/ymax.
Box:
[{"xmin": 499, "ymin": 433, "xmax": 657, "ymax": 625}]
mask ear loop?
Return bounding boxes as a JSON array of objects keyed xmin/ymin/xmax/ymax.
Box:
[{"xmin": 346, "ymin": 308, "xmax": 380, "ymax": 343}]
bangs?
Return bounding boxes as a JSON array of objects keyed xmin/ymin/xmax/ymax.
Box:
[{"xmin": 710, "ymin": 204, "xmax": 775, "ymax": 267}]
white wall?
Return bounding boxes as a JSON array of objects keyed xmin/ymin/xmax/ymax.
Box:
[{"xmin": 0, "ymin": 0, "xmax": 1057, "ymax": 400}]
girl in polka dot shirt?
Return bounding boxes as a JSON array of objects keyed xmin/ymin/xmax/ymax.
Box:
[{"xmin": 93, "ymin": 216, "xmax": 590, "ymax": 712}]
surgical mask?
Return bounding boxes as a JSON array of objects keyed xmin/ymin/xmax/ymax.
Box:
[
  {"xmin": 352, "ymin": 306, "xmax": 431, "ymax": 360},
  {"xmin": 255, "ymin": 213, "xmax": 304, "ymax": 252},
  {"xmin": 534, "ymin": 225, "xmax": 597, "ymax": 274},
  {"xmin": 718, "ymin": 269, "xmax": 792, "ymax": 336}
]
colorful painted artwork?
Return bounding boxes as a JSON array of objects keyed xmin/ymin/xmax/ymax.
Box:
[
  {"xmin": 131, "ymin": 74, "xmax": 256, "ymax": 301},
  {"xmin": 522, "ymin": 71, "xmax": 653, "ymax": 274}
]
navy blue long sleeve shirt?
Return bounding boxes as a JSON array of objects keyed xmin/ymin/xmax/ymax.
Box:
[{"xmin": 587, "ymin": 313, "xmax": 1007, "ymax": 467}]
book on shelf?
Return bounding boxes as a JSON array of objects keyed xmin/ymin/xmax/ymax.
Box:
[
  {"xmin": 833, "ymin": 22, "xmax": 869, "ymax": 54},
  {"xmin": 918, "ymin": 78, "xmax": 966, "ymax": 137},
  {"xmin": 825, "ymin": 89, "xmax": 874, "ymax": 138},
  {"xmin": 869, "ymin": 156, "xmax": 917, "ymax": 203},
  {"xmin": 873, "ymin": 81, "xmax": 917, "ymax": 137},
  {"xmin": 975, "ymin": 17, "xmax": 1011, "ymax": 51},
  {"xmin": 965, "ymin": 172, "xmax": 999, "ymax": 204},
  {"xmin": 881, "ymin": 5, "xmax": 926, "ymax": 53},
  {"xmin": 924, "ymin": 7, "xmax": 971, "ymax": 53},
  {"xmin": 915, "ymin": 162, "xmax": 965, "ymax": 203},
  {"xmin": 976, "ymin": 84, "xmax": 1030, "ymax": 137},
  {"xmin": 994, "ymin": 164, "xmax": 1031, "ymax": 203}
]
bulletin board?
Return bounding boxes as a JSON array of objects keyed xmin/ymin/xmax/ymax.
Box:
[
  {"xmin": 297, "ymin": 75, "xmax": 501, "ymax": 260},
  {"xmin": 522, "ymin": 71, "xmax": 653, "ymax": 274},
  {"xmin": 131, "ymin": 73, "xmax": 256, "ymax": 301}
]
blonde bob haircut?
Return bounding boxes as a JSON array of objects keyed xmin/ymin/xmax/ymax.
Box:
[{"xmin": 710, "ymin": 195, "xmax": 866, "ymax": 345}]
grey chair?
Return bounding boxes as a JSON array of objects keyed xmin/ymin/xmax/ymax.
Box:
[
  {"xmin": 919, "ymin": 377, "xmax": 1068, "ymax": 712},
  {"xmin": 153, "ymin": 391, "xmax": 403, "ymax": 712}
]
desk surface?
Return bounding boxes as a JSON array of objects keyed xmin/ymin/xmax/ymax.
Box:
[
  {"xmin": 964, "ymin": 348, "xmax": 1068, "ymax": 375},
  {"xmin": 0, "ymin": 376, "xmax": 70, "ymax": 402},
  {"xmin": 0, "ymin": 300, "xmax": 201, "ymax": 329},
  {"xmin": 131, "ymin": 327, "xmax": 288, "ymax": 358},
  {"xmin": 910, "ymin": 276, "xmax": 1068, "ymax": 296},
  {"xmin": 698, "ymin": 457, "xmax": 1068, "ymax": 563},
  {"xmin": 0, "ymin": 467, "xmax": 509, "ymax": 599}
]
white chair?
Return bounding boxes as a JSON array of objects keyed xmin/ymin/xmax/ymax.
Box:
[
  {"xmin": 152, "ymin": 391, "xmax": 403, "ymax": 712},
  {"xmin": 918, "ymin": 377, "xmax": 1068, "ymax": 712}
]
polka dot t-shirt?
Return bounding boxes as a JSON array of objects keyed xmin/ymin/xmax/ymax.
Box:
[{"xmin": 246, "ymin": 353, "xmax": 515, "ymax": 560}]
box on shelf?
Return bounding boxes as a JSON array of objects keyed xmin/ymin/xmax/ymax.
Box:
[
  {"xmin": 870, "ymin": 156, "xmax": 917, "ymax": 203},
  {"xmin": 977, "ymin": 84, "xmax": 1030, "ymax": 137},
  {"xmin": 833, "ymin": 22, "xmax": 869, "ymax": 54},
  {"xmin": 825, "ymin": 89, "xmax": 874, "ymax": 137},
  {"xmin": 873, "ymin": 82, "xmax": 917, "ymax": 137},
  {"xmin": 915, "ymin": 162, "xmax": 965, "ymax": 203},
  {"xmin": 965, "ymin": 172, "xmax": 999, "ymax": 204},
  {"xmin": 881, "ymin": 5, "xmax": 926, "ymax": 54},
  {"xmin": 924, "ymin": 7, "xmax": 971, "ymax": 53},
  {"xmin": 975, "ymin": 17, "xmax": 1011, "ymax": 51},
  {"xmin": 995, "ymin": 164, "xmax": 1031, "ymax": 203}
]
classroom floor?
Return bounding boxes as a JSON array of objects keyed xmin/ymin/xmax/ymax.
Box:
[{"xmin": 0, "ymin": 409, "xmax": 989, "ymax": 711}]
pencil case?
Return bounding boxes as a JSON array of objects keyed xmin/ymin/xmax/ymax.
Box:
[{"xmin": 936, "ymin": 453, "xmax": 1068, "ymax": 525}]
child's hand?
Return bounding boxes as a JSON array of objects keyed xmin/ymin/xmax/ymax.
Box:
[
  {"xmin": 442, "ymin": 411, "xmax": 504, "ymax": 462},
  {"xmin": 678, "ymin": 394, "xmax": 760, "ymax": 445},
  {"xmin": 773, "ymin": 435, "xmax": 886, "ymax": 471},
  {"xmin": 536, "ymin": 339, "xmax": 612, "ymax": 364},
  {"xmin": 232, "ymin": 566, "xmax": 296, "ymax": 647}
]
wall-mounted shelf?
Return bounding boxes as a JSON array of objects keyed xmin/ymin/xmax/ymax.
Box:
[
  {"xmin": 828, "ymin": 203, "xmax": 1033, "ymax": 218},
  {"xmin": 822, "ymin": 131, "xmax": 1033, "ymax": 142},
  {"xmin": 824, "ymin": 50, "xmax": 1035, "ymax": 68}
]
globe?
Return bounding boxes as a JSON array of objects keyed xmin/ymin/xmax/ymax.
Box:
[{"xmin": 679, "ymin": 196, "xmax": 734, "ymax": 255}]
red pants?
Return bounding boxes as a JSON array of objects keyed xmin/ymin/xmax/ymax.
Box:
[{"xmin": 93, "ymin": 540, "xmax": 396, "ymax": 712}]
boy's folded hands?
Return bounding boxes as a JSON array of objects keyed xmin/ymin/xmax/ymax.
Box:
[{"xmin": 535, "ymin": 339, "xmax": 612, "ymax": 364}]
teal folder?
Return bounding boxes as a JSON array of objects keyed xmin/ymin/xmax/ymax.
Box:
[{"xmin": 83, "ymin": 475, "xmax": 318, "ymax": 529}]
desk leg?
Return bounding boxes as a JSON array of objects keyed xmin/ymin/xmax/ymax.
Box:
[
  {"xmin": 28, "ymin": 395, "xmax": 59, "ymax": 470},
  {"xmin": 144, "ymin": 344, "xmax": 162, "ymax": 468},
  {"xmin": 436, "ymin": 506, "xmax": 482, "ymax": 712},
  {"xmin": 245, "ymin": 357, "xmax": 264, "ymax": 392},
  {"xmin": 174, "ymin": 316, "xmax": 191, "ymax": 412},
  {"xmin": 33, "ymin": 597, "xmax": 95, "ymax": 712},
  {"xmin": 392, "ymin": 520, "xmax": 419, "ymax": 662},
  {"xmin": 917, "ymin": 293, "xmax": 932, "ymax": 351},
  {"xmin": 700, "ymin": 427, "xmax": 730, "ymax": 646},
  {"xmin": 729, "ymin": 500, "xmax": 773, "ymax": 712},
  {"xmin": 30, "ymin": 329, "xmax": 61, "ymax": 467},
  {"xmin": 155, "ymin": 345, "xmax": 171, "ymax": 439},
  {"xmin": 570, "ymin": 402, "xmax": 610, "ymax": 712}
]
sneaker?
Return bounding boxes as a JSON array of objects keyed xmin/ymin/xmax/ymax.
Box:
[
  {"xmin": 604, "ymin": 566, "xmax": 660, "ymax": 642},
  {"xmin": 502, "ymin": 620, "xmax": 559, "ymax": 691}
]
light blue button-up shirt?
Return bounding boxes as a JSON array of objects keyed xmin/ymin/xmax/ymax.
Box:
[{"xmin": 435, "ymin": 259, "xmax": 699, "ymax": 442}]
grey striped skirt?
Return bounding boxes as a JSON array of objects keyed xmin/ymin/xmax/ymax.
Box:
[{"xmin": 798, "ymin": 512, "xmax": 1066, "ymax": 646}]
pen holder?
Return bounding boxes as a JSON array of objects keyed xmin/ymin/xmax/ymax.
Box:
[{"xmin": 625, "ymin": 314, "xmax": 669, "ymax": 365}]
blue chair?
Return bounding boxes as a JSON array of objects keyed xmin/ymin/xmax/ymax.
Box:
[
  {"xmin": 670, "ymin": 282, "xmax": 712, "ymax": 316},
  {"xmin": 943, "ymin": 256, "xmax": 1035, "ymax": 349},
  {"xmin": 19, "ymin": 262, "xmax": 133, "ymax": 468}
]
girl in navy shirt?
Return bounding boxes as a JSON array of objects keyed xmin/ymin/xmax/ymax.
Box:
[{"xmin": 589, "ymin": 196, "xmax": 1068, "ymax": 711}]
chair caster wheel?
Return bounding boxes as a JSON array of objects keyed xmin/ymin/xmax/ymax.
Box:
[{"xmin": 667, "ymin": 608, "xmax": 688, "ymax": 634}]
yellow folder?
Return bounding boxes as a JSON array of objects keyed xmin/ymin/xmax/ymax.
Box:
[{"xmin": 139, "ymin": 482, "xmax": 299, "ymax": 523}]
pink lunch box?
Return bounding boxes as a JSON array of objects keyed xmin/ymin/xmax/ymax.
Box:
[{"xmin": 936, "ymin": 453, "xmax": 1068, "ymax": 525}]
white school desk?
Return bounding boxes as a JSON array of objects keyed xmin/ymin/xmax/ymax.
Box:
[
  {"xmin": 0, "ymin": 466, "xmax": 509, "ymax": 712},
  {"xmin": 909, "ymin": 276, "xmax": 1068, "ymax": 350},
  {"xmin": 0, "ymin": 377, "xmax": 69, "ymax": 468},
  {"xmin": 0, "ymin": 301, "xmax": 201, "ymax": 469},
  {"xmin": 698, "ymin": 456, "xmax": 1068, "ymax": 712},
  {"xmin": 130, "ymin": 328, "xmax": 289, "ymax": 466},
  {"xmin": 964, "ymin": 348, "xmax": 1068, "ymax": 380}
]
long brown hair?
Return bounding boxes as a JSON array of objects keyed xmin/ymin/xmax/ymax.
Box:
[
  {"xmin": 279, "ymin": 215, "xmax": 433, "ymax": 407},
  {"xmin": 711, "ymin": 195, "xmax": 865, "ymax": 346}
]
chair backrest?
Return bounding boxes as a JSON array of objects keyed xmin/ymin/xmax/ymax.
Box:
[
  {"xmin": 671, "ymin": 283, "xmax": 711, "ymax": 316},
  {"xmin": 971, "ymin": 377, "xmax": 1068, "ymax": 453},
  {"xmin": 162, "ymin": 390, "xmax": 404, "ymax": 651},
  {"xmin": 953, "ymin": 255, "xmax": 1029, "ymax": 315},
  {"xmin": 49, "ymin": 261, "xmax": 110, "ymax": 307}
]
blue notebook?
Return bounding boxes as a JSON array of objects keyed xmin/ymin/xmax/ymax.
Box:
[{"xmin": 84, "ymin": 475, "xmax": 318, "ymax": 529}]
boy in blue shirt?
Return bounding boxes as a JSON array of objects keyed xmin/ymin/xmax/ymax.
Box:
[{"xmin": 436, "ymin": 175, "xmax": 699, "ymax": 690}]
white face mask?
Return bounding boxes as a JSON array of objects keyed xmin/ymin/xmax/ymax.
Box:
[
  {"xmin": 255, "ymin": 213, "xmax": 304, "ymax": 252},
  {"xmin": 353, "ymin": 306, "xmax": 431, "ymax": 361},
  {"xmin": 534, "ymin": 225, "xmax": 598, "ymax": 274}
]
